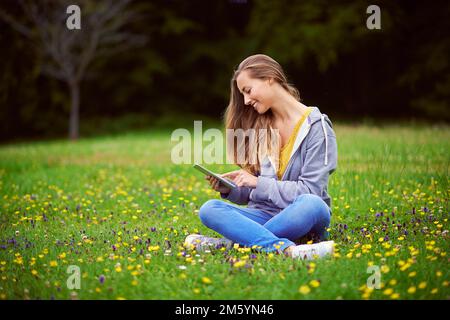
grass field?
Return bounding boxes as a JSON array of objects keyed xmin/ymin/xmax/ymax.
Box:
[{"xmin": 0, "ymin": 124, "xmax": 448, "ymax": 300}]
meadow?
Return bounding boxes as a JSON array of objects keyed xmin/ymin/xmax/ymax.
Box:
[{"xmin": 0, "ymin": 124, "xmax": 448, "ymax": 300}]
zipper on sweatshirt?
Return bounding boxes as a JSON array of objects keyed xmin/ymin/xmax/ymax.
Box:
[
  {"xmin": 279, "ymin": 122, "xmax": 312, "ymax": 181},
  {"xmin": 279, "ymin": 113, "xmax": 332, "ymax": 181}
]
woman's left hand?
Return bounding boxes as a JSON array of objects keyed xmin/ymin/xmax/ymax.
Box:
[{"xmin": 222, "ymin": 169, "xmax": 258, "ymax": 188}]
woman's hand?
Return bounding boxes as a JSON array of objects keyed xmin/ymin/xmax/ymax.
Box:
[
  {"xmin": 205, "ymin": 169, "xmax": 258, "ymax": 193},
  {"xmin": 205, "ymin": 175, "xmax": 231, "ymax": 194},
  {"xmin": 222, "ymin": 169, "xmax": 258, "ymax": 188}
]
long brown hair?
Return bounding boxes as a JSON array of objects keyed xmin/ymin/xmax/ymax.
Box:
[{"xmin": 224, "ymin": 54, "xmax": 301, "ymax": 175}]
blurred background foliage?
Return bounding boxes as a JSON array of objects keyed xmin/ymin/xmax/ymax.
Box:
[{"xmin": 0, "ymin": 0, "xmax": 449, "ymax": 142}]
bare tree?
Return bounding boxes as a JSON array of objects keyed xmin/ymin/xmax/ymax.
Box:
[{"xmin": 0, "ymin": 0, "xmax": 146, "ymax": 140}]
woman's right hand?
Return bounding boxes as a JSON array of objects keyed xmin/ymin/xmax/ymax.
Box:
[{"xmin": 206, "ymin": 175, "xmax": 231, "ymax": 194}]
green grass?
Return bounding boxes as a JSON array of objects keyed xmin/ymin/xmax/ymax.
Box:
[{"xmin": 0, "ymin": 124, "xmax": 448, "ymax": 300}]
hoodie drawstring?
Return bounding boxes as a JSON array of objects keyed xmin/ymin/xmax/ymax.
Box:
[{"xmin": 320, "ymin": 115, "xmax": 328, "ymax": 166}]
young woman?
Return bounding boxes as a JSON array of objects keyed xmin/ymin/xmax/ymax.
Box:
[{"xmin": 185, "ymin": 54, "xmax": 338, "ymax": 259}]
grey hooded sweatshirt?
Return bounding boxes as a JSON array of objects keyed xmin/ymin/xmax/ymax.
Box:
[{"xmin": 220, "ymin": 107, "xmax": 338, "ymax": 216}]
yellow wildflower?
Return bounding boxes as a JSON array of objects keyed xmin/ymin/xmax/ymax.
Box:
[
  {"xmin": 299, "ymin": 285, "xmax": 311, "ymax": 295},
  {"xmin": 310, "ymin": 280, "xmax": 320, "ymax": 288},
  {"xmin": 383, "ymin": 288, "xmax": 393, "ymax": 295},
  {"xmin": 390, "ymin": 293, "xmax": 400, "ymax": 299},
  {"xmin": 233, "ymin": 261, "xmax": 246, "ymax": 268},
  {"xmin": 407, "ymin": 286, "xmax": 416, "ymax": 294},
  {"xmin": 202, "ymin": 277, "xmax": 212, "ymax": 284}
]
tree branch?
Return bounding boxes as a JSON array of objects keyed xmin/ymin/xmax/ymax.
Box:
[{"xmin": 0, "ymin": 7, "xmax": 34, "ymax": 38}]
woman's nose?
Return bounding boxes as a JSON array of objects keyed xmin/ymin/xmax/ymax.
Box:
[{"xmin": 244, "ymin": 96, "xmax": 252, "ymax": 106}]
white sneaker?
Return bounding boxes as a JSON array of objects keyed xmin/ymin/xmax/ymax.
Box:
[
  {"xmin": 184, "ymin": 234, "xmax": 233, "ymax": 252},
  {"xmin": 290, "ymin": 240, "xmax": 335, "ymax": 260}
]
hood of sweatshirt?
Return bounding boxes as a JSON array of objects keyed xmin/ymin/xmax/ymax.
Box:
[{"xmin": 267, "ymin": 106, "xmax": 333, "ymax": 173}]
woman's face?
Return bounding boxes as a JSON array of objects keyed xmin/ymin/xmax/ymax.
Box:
[{"xmin": 236, "ymin": 70, "xmax": 273, "ymax": 114}]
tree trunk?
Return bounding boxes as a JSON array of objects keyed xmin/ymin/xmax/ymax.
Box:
[{"xmin": 69, "ymin": 81, "xmax": 80, "ymax": 140}]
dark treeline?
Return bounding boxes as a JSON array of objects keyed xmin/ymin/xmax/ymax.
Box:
[{"xmin": 0, "ymin": 0, "xmax": 449, "ymax": 141}]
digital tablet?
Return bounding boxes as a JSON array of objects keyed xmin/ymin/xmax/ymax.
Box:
[{"xmin": 193, "ymin": 164, "xmax": 237, "ymax": 189}]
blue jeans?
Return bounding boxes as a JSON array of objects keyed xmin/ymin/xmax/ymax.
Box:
[{"xmin": 198, "ymin": 194, "xmax": 331, "ymax": 253}]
